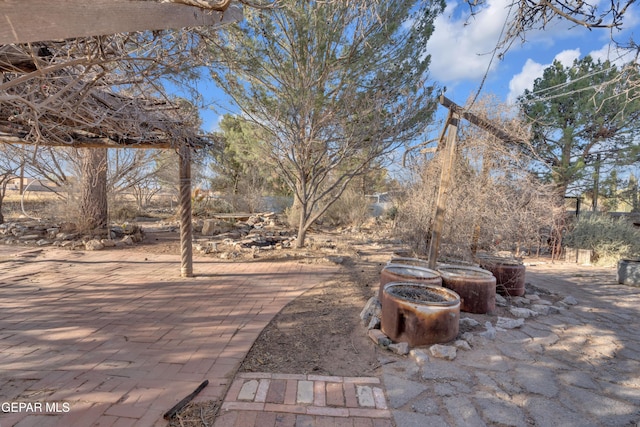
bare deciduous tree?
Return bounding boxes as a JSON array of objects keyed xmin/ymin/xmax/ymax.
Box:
[
  {"xmin": 0, "ymin": 144, "xmax": 25, "ymax": 224},
  {"xmin": 396, "ymin": 96, "xmax": 560, "ymax": 260}
]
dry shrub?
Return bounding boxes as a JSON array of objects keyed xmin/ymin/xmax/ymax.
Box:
[
  {"xmin": 222, "ymin": 190, "xmax": 265, "ymax": 213},
  {"xmin": 323, "ymin": 188, "xmax": 371, "ymax": 227},
  {"xmin": 564, "ymin": 215, "xmax": 640, "ymax": 265},
  {"xmin": 395, "ymin": 96, "xmax": 560, "ymax": 261},
  {"xmin": 284, "ymin": 200, "xmax": 301, "ymax": 229}
]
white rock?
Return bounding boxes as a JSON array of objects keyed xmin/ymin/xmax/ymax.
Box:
[
  {"xmin": 389, "ymin": 342, "xmax": 410, "ymax": 355},
  {"xmin": 454, "ymin": 340, "xmax": 472, "ymax": 351},
  {"xmin": 368, "ymin": 329, "xmax": 391, "ymax": 347},
  {"xmin": 527, "ymin": 294, "xmax": 541, "ymax": 302},
  {"xmin": 409, "ymin": 349, "xmax": 430, "ymax": 365},
  {"xmin": 121, "ymin": 236, "xmax": 134, "ymax": 245},
  {"xmin": 429, "ymin": 344, "xmax": 457, "ymax": 360},
  {"xmin": 530, "ymin": 304, "xmax": 550, "ymax": 315},
  {"xmin": 509, "ymin": 307, "xmax": 539, "ymax": 318},
  {"xmin": 461, "ymin": 332, "xmax": 474, "ymax": 344},
  {"xmin": 367, "ymin": 316, "xmax": 381, "ymax": 330},
  {"xmin": 479, "ymin": 321, "xmax": 497, "ymax": 340},
  {"xmin": 360, "ymin": 297, "xmax": 382, "ymax": 327},
  {"xmin": 85, "ymin": 239, "xmax": 104, "ymax": 251},
  {"xmin": 495, "ymin": 294, "xmax": 508, "ymax": 307},
  {"xmin": 101, "ymin": 239, "xmax": 116, "ymax": 247},
  {"xmin": 459, "ymin": 317, "xmax": 480, "ymax": 328},
  {"xmin": 496, "ymin": 317, "xmax": 525, "ymax": 329},
  {"xmin": 562, "ymin": 295, "xmax": 578, "ymax": 305},
  {"xmin": 512, "ymin": 296, "xmax": 531, "ymax": 305}
]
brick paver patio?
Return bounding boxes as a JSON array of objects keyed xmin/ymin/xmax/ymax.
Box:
[
  {"xmin": 214, "ymin": 373, "xmax": 392, "ymax": 427},
  {"xmin": 0, "ymin": 247, "xmax": 339, "ymax": 426}
]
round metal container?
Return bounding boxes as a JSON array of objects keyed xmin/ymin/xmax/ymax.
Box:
[
  {"xmin": 437, "ymin": 265, "xmax": 496, "ymax": 314},
  {"xmin": 381, "ymin": 282, "xmax": 460, "ymax": 346},
  {"xmin": 379, "ymin": 264, "xmax": 442, "ymax": 301},
  {"xmin": 477, "ymin": 256, "xmax": 526, "ymax": 297},
  {"xmin": 387, "ymin": 257, "xmax": 431, "ymax": 269}
]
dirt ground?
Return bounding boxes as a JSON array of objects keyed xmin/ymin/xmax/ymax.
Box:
[
  {"xmin": 135, "ymin": 223, "xmax": 532, "ymax": 380},
  {"xmin": 1, "ymin": 217, "xmax": 563, "ymax": 427},
  {"xmin": 138, "ymin": 223, "xmax": 400, "ymax": 377}
]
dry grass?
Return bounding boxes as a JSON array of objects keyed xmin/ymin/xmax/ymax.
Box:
[{"xmin": 166, "ymin": 400, "xmax": 220, "ymax": 427}]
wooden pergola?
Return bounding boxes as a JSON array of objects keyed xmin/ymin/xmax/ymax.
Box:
[{"xmin": 0, "ymin": 0, "xmax": 243, "ymax": 277}]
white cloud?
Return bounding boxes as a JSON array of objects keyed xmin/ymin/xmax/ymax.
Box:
[
  {"xmin": 589, "ymin": 43, "xmax": 638, "ymax": 66},
  {"xmin": 554, "ymin": 48, "xmax": 581, "ymax": 67},
  {"xmin": 425, "ymin": 0, "xmax": 595, "ymax": 87},
  {"xmin": 506, "ymin": 59, "xmax": 546, "ymax": 103},
  {"xmin": 506, "ymin": 49, "xmax": 581, "ymax": 103},
  {"xmin": 426, "ymin": 0, "xmax": 513, "ymax": 83}
]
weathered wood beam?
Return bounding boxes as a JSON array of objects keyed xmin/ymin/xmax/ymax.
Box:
[
  {"xmin": 0, "ymin": 133, "xmax": 213, "ymax": 150},
  {"xmin": 428, "ymin": 114, "xmax": 459, "ymax": 270},
  {"xmin": 0, "ymin": 133, "xmax": 173, "ymax": 149},
  {"xmin": 438, "ymin": 95, "xmax": 524, "ymax": 145},
  {"xmin": 0, "ymin": 1, "xmax": 242, "ymax": 45}
]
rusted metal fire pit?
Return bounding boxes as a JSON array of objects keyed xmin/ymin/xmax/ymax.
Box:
[
  {"xmin": 381, "ymin": 282, "xmax": 460, "ymax": 346},
  {"xmin": 378, "ymin": 264, "xmax": 442, "ymax": 300},
  {"xmin": 437, "ymin": 264, "xmax": 496, "ymax": 314}
]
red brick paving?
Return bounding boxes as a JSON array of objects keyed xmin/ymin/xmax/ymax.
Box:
[
  {"xmin": 215, "ymin": 373, "xmax": 392, "ymax": 427},
  {"xmin": 0, "ymin": 247, "xmax": 339, "ymax": 426}
]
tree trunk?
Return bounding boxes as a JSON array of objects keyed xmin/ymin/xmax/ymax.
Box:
[
  {"xmin": 0, "ymin": 180, "xmax": 7, "ymax": 224},
  {"xmin": 79, "ymin": 148, "xmax": 108, "ymax": 232},
  {"xmin": 295, "ymin": 199, "xmax": 308, "ymax": 249},
  {"xmin": 550, "ymin": 186, "xmax": 568, "ymax": 261}
]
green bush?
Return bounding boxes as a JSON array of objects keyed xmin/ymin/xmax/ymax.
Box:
[{"xmin": 564, "ymin": 215, "xmax": 640, "ymax": 265}]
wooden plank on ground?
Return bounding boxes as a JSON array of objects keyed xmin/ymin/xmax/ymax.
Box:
[{"xmin": 0, "ymin": 0, "xmax": 242, "ymax": 45}]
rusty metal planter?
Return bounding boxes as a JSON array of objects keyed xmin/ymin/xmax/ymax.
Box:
[
  {"xmin": 477, "ymin": 256, "xmax": 526, "ymax": 297},
  {"xmin": 380, "ymin": 282, "xmax": 460, "ymax": 346},
  {"xmin": 437, "ymin": 265, "xmax": 496, "ymax": 314},
  {"xmin": 387, "ymin": 257, "xmax": 431, "ymax": 269},
  {"xmin": 379, "ymin": 264, "xmax": 442, "ymax": 301}
]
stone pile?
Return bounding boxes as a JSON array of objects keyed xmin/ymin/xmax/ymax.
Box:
[
  {"xmin": 0, "ymin": 220, "xmax": 144, "ymax": 251},
  {"xmin": 194, "ymin": 213, "xmax": 298, "ymax": 258}
]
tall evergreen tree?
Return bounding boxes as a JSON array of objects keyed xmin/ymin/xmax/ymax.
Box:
[
  {"xmin": 519, "ymin": 56, "xmax": 640, "ymax": 198},
  {"xmin": 209, "ymin": 0, "xmax": 443, "ymax": 247}
]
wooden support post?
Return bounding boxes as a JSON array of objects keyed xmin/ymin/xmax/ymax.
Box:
[
  {"xmin": 179, "ymin": 143, "xmax": 193, "ymax": 278},
  {"xmin": 428, "ymin": 114, "xmax": 459, "ymax": 270}
]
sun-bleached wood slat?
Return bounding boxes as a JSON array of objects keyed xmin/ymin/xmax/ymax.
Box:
[{"xmin": 0, "ymin": 0, "xmax": 242, "ymax": 45}]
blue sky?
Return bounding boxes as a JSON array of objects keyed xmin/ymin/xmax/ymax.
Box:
[
  {"xmin": 426, "ymin": 0, "xmax": 640, "ymax": 105},
  {"xmin": 196, "ymin": 0, "xmax": 640, "ymax": 133}
]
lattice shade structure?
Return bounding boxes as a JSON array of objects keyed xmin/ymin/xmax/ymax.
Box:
[
  {"xmin": 0, "ymin": 0, "xmax": 240, "ymax": 45},
  {"xmin": 0, "ymin": 0, "xmax": 243, "ymax": 276}
]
